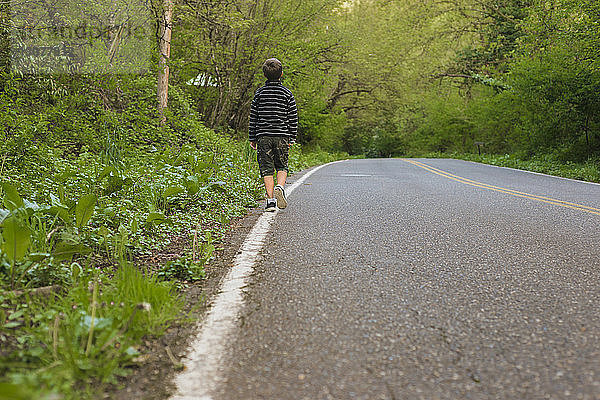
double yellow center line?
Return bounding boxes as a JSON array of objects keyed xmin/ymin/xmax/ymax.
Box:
[{"xmin": 402, "ymin": 159, "xmax": 600, "ymax": 216}]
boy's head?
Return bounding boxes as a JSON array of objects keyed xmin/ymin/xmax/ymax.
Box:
[{"xmin": 263, "ymin": 58, "xmax": 282, "ymax": 81}]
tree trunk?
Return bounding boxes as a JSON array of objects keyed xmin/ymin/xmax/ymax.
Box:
[
  {"xmin": 0, "ymin": 1, "xmax": 10, "ymax": 72},
  {"xmin": 157, "ymin": 0, "xmax": 173, "ymax": 124}
]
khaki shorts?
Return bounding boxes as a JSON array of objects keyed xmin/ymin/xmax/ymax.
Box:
[{"xmin": 256, "ymin": 135, "xmax": 290, "ymax": 177}]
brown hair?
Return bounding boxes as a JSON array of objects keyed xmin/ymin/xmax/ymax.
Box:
[{"xmin": 262, "ymin": 58, "xmax": 283, "ymax": 81}]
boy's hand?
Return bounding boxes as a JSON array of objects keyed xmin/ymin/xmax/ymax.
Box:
[{"xmin": 250, "ymin": 141, "xmax": 257, "ymax": 150}]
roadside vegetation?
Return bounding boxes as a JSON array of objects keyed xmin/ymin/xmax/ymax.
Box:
[{"xmin": 0, "ymin": 73, "xmax": 347, "ymax": 399}]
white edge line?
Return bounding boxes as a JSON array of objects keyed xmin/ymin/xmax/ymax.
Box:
[{"xmin": 170, "ymin": 159, "xmax": 346, "ymax": 400}]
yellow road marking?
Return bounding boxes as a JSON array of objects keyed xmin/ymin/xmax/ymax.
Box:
[{"xmin": 402, "ymin": 159, "xmax": 600, "ymax": 216}]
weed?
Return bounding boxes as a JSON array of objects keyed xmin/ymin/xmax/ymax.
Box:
[{"xmin": 158, "ymin": 254, "xmax": 209, "ymax": 282}]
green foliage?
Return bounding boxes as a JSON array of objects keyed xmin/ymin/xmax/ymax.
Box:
[
  {"xmin": 173, "ymin": 0, "xmax": 341, "ymax": 133},
  {"xmin": 144, "ymin": 212, "xmax": 172, "ymax": 230},
  {"xmin": 1, "ymin": 216, "xmax": 31, "ymax": 263},
  {"xmin": 297, "ymin": 101, "xmax": 347, "ymax": 150},
  {"xmin": 0, "ymin": 382, "xmax": 53, "ymax": 400},
  {"xmin": 507, "ymin": 48, "xmax": 600, "ymax": 159},
  {"xmin": 0, "ymin": 50, "xmax": 350, "ymax": 397},
  {"xmin": 0, "ymin": 99, "xmax": 340, "ymax": 398},
  {"xmin": 2, "ymin": 183, "xmax": 24, "ymax": 210},
  {"xmin": 75, "ymin": 194, "xmax": 97, "ymax": 229},
  {"xmin": 386, "ymin": 0, "xmax": 600, "ymax": 163},
  {"xmin": 170, "ymin": 0, "xmax": 597, "ymax": 164},
  {"xmin": 0, "ymin": 65, "xmax": 271, "ymax": 398},
  {"xmin": 0, "ymin": 265, "xmax": 182, "ymax": 398},
  {"xmin": 158, "ymin": 255, "xmax": 208, "ymax": 282},
  {"xmin": 288, "ymin": 144, "xmax": 355, "ymax": 172},
  {"xmin": 112, "ymin": 264, "xmax": 182, "ymax": 333},
  {"xmin": 449, "ymin": 0, "xmax": 532, "ymax": 76}
]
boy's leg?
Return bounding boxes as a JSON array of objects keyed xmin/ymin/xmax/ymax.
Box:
[
  {"xmin": 276, "ymin": 170, "xmax": 287, "ymax": 187},
  {"xmin": 264, "ymin": 175, "xmax": 275, "ymax": 198},
  {"xmin": 256, "ymin": 136, "xmax": 277, "ymax": 212},
  {"xmin": 272, "ymin": 137, "xmax": 290, "ymax": 209},
  {"xmin": 257, "ymin": 136, "xmax": 276, "ymax": 197},
  {"xmin": 272, "ymin": 137, "xmax": 290, "ymax": 184}
]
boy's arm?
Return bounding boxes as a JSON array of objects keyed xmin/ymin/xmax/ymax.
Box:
[
  {"xmin": 249, "ymin": 93, "xmax": 259, "ymax": 144},
  {"xmin": 287, "ymin": 95, "xmax": 298, "ymax": 144}
]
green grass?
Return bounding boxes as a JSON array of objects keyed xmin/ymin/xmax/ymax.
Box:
[{"xmin": 0, "ymin": 262, "xmax": 182, "ymax": 399}]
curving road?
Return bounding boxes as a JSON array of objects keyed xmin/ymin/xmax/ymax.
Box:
[{"xmin": 216, "ymin": 158, "xmax": 600, "ymax": 400}]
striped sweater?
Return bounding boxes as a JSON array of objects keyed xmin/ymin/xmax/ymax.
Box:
[{"xmin": 249, "ymin": 80, "xmax": 298, "ymax": 143}]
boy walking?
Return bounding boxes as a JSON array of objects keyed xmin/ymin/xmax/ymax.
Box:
[{"xmin": 249, "ymin": 58, "xmax": 298, "ymax": 212}]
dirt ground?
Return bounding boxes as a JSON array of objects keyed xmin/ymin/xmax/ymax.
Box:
[{"xmin": 109, "ymin": 206, "xmax": 264, "ymax": 400}]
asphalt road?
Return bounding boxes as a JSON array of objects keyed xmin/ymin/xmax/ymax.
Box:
[{"xmin": 216, "ymin": 158, "xmax": 600, "ymax": 400}]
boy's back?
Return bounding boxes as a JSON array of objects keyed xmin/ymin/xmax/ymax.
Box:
[{"xmin": 249, "ymin": 79, "xmax": 297, "ymax": 143}]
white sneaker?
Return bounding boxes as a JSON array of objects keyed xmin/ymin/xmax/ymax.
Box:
[
  {"xmin": 265, "ymin": 199, "xmax": 277, "ymax": 212},
  {"xmin": 274, "ymin": 185, "xmax": 287, "ymax": 209}
]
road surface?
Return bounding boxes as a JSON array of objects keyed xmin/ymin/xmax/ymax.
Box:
[{"xmin": 216, "ymin": 158, "xmax": 600, "ymax": 399}]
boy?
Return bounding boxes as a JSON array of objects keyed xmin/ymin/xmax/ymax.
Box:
[{"xmin": 249, "ymin": 58, "xmax": 298, "ymax": 212}]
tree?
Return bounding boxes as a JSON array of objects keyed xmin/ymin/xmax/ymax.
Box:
[
  {"xmin": 318, "ymin": 0, "xmax": 483, "ymax": 154},
  {"xmin": 506, "ymin": 0, "xmax": 600, "ymax": 158},
  {"xmin": 157, "ymin": 0, "xmax": 174, "ymax": 123}
]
